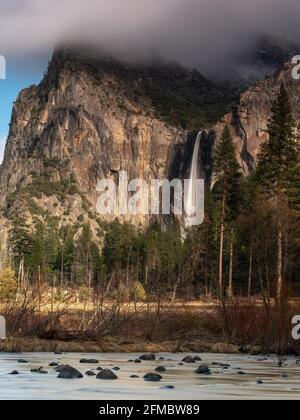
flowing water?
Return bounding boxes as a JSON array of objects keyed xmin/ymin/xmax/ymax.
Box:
[
  {"xmin": 185, "ymin": 131, "xmax": 202, "ymax": 219},
  {"xmin": 0, "ymin": 352, "xmax": 300, "ymax": 400}
]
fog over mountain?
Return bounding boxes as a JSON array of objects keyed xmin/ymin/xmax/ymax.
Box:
[{"xmin": 1, "ymin": 0, "xmax": 300, "ymax": 79}]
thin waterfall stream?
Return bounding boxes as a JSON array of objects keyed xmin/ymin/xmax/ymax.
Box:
[{"xmin": 185, "ymin": 131, "xmax": 202, "ymax": 220}]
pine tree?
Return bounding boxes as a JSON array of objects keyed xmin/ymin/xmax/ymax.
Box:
[
  {"xmin": 256, "ymin": 83, "xmax": 299, "ymax": 303},
  {"xmin": 213, "ymin": 125, "xmax": 243, "ymax": 300}
]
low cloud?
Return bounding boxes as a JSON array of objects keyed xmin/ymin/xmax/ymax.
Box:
[{"xmin": 0, "ymin": 0, "xmax": 300, "ymax": 77}]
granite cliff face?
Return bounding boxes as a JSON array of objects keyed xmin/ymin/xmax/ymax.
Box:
[
  {"xmin": 210, "ymin": 61, "xmax": 300, "ymax": 175},
  {"xmin": 0, "ymin": 48, "xmax": 298, "ymax": 235},
  {"xmin": 0, "ymin": 48, "xmax": 237, "ymax": 233}
]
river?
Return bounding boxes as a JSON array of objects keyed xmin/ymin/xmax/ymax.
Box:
[{"xmin": 0, "ymin": 352, "xmax": 300, "ymax": 400}]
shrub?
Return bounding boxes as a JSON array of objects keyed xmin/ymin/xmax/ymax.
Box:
[
  {"xmin": 131, "ymin": 281, "xmax": 147, "ymax": 302},
  {"xmin": 0, "ymin": 269, "xmax": 17, "ymax": 302}
]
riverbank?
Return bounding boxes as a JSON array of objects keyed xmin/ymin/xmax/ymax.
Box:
[{"xmin": 0, "ymin": 336, "xmax": 266, "ymax": 355}]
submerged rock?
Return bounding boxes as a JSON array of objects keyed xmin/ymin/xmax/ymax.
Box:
[
  {"xmin": 85, "ymin": 370, "xmax": 96, "ymax": 376},
  {"xmin": 80, "ymin": 359, "xmax": 99, "ymax": 364},
  {"xmin": 134, "ymin": 359, "xmax": 142, "ymax": 364},
  {"xmin": 57, "ymin": 365, "xmax": 83, "ymax": 379},
  {"xmin": 182, "ymin": 356, "xmax": 195, "ymax": 364},
  {"xmin": 49, "ymin": 362, "xmax": 59, "ymax": 367},
  {"xmin": 257, "ymin": 379, "xmax": 264, "ymax": 384},
  {"xmin": 113, "ymin": 367, "xmax": 120, "ymax": 371},
  {"xmin": 237, "ymin": 371, "xmax": 246, "ymax": 375},
  {"xmin": 195, "ymin": 365, "xmax": 211, "ymax": 375},
  {"xmin": 96, "ymin": 369, "xmax": 118, "ymax": 380},
  {"xmin": 31, "ymin": 367, "xmax": 48, "ymax": 374},
  {"xmin": 140, "ymin": 354, "xmax": 156, "ymax": 361},
  {"xmin": 130, "ymin": 375, "xmax": 139, "ymax": 378},
  {"xmin": 212, "ymin": 362, "xmax": 231, "ymax": 368},
  {"xmin": 161, "ymin": 385, "xmax": 175, "ymax": 390},
  {"xmin": 18, "ymin": 359, "xmax": 28, "ymax": 364},
  {"xmin": 155, "ymin": 366, "xmax": 166, "ymax": 373},
  {"xmin": 9, "ymin": 370, "xmax": 19, "ymax": 375},
  {"xmin": 144, "ymin": 373, "xmax": 162, "ymax": 382}
]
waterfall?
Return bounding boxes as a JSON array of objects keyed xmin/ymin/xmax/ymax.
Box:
[{"xmin": 185, "ymin": 131, "xmax": 202, "ymax": 219}]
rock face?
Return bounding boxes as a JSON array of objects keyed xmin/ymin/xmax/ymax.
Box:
[
  {"xmin": 209, "ymin": 61, "xmax": 300, "ymax": 176},
  {"xmin": 0, "ymin": 47, "xmax": 239, "ymax": 233},
  {"xmin": 0, "ymin": 47, "xmax": 298, "ymax": 235}
]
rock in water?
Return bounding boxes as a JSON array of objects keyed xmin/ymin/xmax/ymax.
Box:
[
  {"xmin": 144, "ymin": 373, "xmax": 162, "ymax": 382},
  {"xmin": 182, "ymin": 356, "xmax": 195, "ymax": 364},
  {"xmin": 140, "ymin": 354, "xmax": 156, "ymax": 361},
  {"xmin": 80, "ymin": 359, "xmax": 99, "ymax": 364},
  {"xmin": 161, "ymin": 385, "xmax": 175, "ymax": 390},
  {"xmin": 9, "ymin": 371, "xmax": 19, "ymax": 375},
  {"xmin": 31, "ymin": 367, "xmax": 48, "ymax": 374},
  {"xmin": 49, "ymin": 362, "xmax": 59, "ymax": 367},
  {"xmin": 195, "ymin": 365, "xmax": 211, "ymax": 375},
  {"xmin": 155, "ymin": 366, "xmax": 166, "ymax": 373},
  {"xmin": 18, "ymin": 359, "xmax": 28, "ymax": 364},
  {"xmin": 85, "ymin": 370, "xmax": 96, "ymax": 376},
  {"xmin": 57, "ymin": 365, "xmax": 83, "ymax": 379},
  {"xmin": 96, "ymin": 369, "xmax": 118, "ymax": 380},
  {"xmin": 194, "ymin": 356, "xmax": 202, "ymax": 362}
]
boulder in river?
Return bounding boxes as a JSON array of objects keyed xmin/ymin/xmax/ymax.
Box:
[
  {"xmin": 17, "ymin": 359, "xmax": 28, "ymax": 364},
  {"xmin": 85, "ymin": 370, "xmax": 96, "ymax": 376},
  {"xmin": 155, "ymin": 366, "xmax": 166, "ymax": 373},
  {"xmin": 182, "ymin": 356, "xmax": 195, "ymax": 364},
  {"xmin": 31, "ymin": 367, "xmax": 48, "ymax": 374},
  {"xmin": 161, "ymin": 385, "xmax": 175, "ymax": 390},
  {"xmin": 195, "ymin": 365, "xmax": 211, "ymax": 375},
  {"xmin": 80, "ymin": 359, "xmax": 99, "ymax": 364},
  {"xmin": 96, "ymin": 369, "xmax": 118, "ymax": 380},
  {"xmin": 57, "ymin": 365, "xmax": 83, "ymax": 379},
  {"xmin": 9, "ymin": 371, "xmax": 19, "ymax": 375},
  {"xmin": 212, "ymin": 362, "xmax": 230, "ymax": 368},
  {"xmin": 144, "ymin": 373, "xmax": 162, "ymax": 382},
  {"xmin": 134, "ymin": 359, "xmax": 142, "ymax": 364},
  {"xmin": 49, "ymin": 362, "xmax": 59, "ymax": 367},
  {"xmin": 140, "ymin": 354, "xmax": 156, "ymax": 361},
  {"xmin": 130, "ymin": 375, "xmax": 139, "ymax": 378},
  {"xmin": 193, "ymin": 356, "xmax": 202, "ymax": 362}
]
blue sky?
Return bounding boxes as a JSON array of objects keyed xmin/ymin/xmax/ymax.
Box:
[
  {"xmin": 0, "ymin": 53, "xmax": 49, "ymax": 162},
  {"xmin": 0, "ymin": 53, "xmax": 50, "ymax": 162}
]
